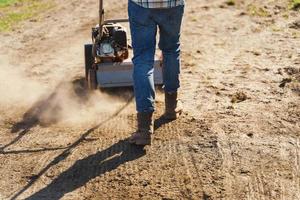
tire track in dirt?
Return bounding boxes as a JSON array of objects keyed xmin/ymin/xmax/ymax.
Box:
[
  {"xmin": 181, "ymin": 1, "xmax": 300, "ymax": 199},
  {"xmin": 294, "ymin": 138, "xmax": 300, "ymax": 199}
]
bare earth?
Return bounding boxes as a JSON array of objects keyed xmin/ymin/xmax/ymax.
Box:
[{"xmin": 0, "ymin": 0, "xmax": 299, "ymax": 199}]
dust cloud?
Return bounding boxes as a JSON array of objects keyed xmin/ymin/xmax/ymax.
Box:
[
  {"xmin": 0, "ymin": 56, "xmax": 46, "ymax": 106},
  {"xmin": 0, "ymin": 56, "xmax": 133, "ymax": 128}
]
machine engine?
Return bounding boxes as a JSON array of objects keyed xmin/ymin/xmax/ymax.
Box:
[{"xmin": 92, "ymin": 23, "xmax": 129, "ymax": 62}]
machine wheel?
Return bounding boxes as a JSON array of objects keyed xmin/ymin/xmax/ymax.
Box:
[
  {"xmin": 84, "ymin": 44, "xmax": 94, "ymax": 81},
  {"xmin": 87, "ymin": 68, "xmax": 97, "ymax": 90}
]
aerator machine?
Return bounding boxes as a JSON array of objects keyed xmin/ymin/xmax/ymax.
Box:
[{"xmin": 84, "ymin": 0, "xmax": 163, "ymax": 89}]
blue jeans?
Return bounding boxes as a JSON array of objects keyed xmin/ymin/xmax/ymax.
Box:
[{"xmin": 128, "ymin": 0, "xmax": 184, "ymax": 113}]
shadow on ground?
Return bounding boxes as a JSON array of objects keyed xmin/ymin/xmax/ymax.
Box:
[
  {"xmin": 24, "ymin": 140, "xmax": 145, "ymax": 200},
  {"xmin": 9, "ymin": 92, "xmax": 135, "ymax": 200}
]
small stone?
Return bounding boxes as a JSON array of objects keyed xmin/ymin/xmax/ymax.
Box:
[
  {"xmin": 190, "ymin": 144, "xmax": 201, "ymax": 153},
  {"xmin": 231, "ymin": 91, "xmax": 248, "ymax": 103},
  {"xmin": 141, "ymin": 180, "xmax": 150, "ymax": 187},
  {"xmin": 227, "ymin": 105, "xmax": 234, "ymax": 109}
]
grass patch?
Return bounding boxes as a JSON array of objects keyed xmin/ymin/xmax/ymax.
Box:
[
  {"xmin": 0, "ymin": 0, "xmax": 19, "ymax": 7},
  {"xmin": 271, "ymin": 25, "xmax": 283, "ymax": 32},
  {"xmin": 289, "ymin": 0, "xmax": 300, "ymax": 10},
  {"xmin": 0, "ymin": 0, "xmax": 54, "ymax": 32},
  {"xmin": 247, "ymin": 4, "xmax": 271, "ymax": 17}
]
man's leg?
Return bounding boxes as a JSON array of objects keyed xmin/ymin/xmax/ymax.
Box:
[
  {"xmin": 156, "ymin": 5, "xmax": 184, "ymax": 119},
  {"xmin": 128, "ymin": 1, "xmax": 157, "ymax": 113},
  {"xmin": 156, "ymin": 5, "xmax": 184, "ymax": 93},
  {"xmin": 128, "ymin": 1, "xmax": 157, "ymax": 145}
]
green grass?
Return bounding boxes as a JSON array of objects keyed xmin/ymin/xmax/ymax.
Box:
[
  {"xmin": 0, "ymin": 0, "xmax": 54, "ymax": 32},
  {"xmin": 0, "ymin": 0, "xmax": 20, "ymax": 7},
  {"xmin": 290, "ymin": 0, "xmax": 300, "ymax": 10}
]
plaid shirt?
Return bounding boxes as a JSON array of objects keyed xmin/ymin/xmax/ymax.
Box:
[{"xmin": 131, "ymin": 0, "xmax": 184, "ymax": 8}]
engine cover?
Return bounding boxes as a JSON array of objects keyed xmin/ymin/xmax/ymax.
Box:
[{"xmin": 92, "ymin": 23, "xmax": 129, "ymax": 62}]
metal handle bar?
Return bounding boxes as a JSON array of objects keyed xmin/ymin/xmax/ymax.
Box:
[{"xmin": 104, "ymin": 19, "xmax": 129, "ymax": 24}]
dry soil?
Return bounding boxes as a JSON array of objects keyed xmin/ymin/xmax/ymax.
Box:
[{"xmin": 0, "ymin": 0, "xmax": 299, "ymax": 199}]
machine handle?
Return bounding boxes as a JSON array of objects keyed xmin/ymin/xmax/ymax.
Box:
[
  {"xmin": 99, "ymin": 0, "xmax": 104, "ymax": 37},
  {"xmin": 104, "ymin": 19, "xmax": 129, "ymax": 24}
]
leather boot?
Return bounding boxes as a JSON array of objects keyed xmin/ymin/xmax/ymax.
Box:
[
  {"xmin": 128, "ymin": 112, "xmax": 153, "ymax": 146},
  {"xmin": 163, "ymin": 92, "xmax": 183, "ymax": 120}
]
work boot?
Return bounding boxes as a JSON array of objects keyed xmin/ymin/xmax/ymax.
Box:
[
  {"xmin": 163, "ymin": 92, "xmax": 183, "ymax": 120},
  {"xmin": 128, "ymin": 112, "xmax": 153, "ymax": 146}
]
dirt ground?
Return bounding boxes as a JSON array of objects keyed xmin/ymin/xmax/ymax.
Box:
[{"xmin": 0, "ymin": 0, "xmax": 299, "ymax": 199}]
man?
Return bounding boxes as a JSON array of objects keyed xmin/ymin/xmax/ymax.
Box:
[{"xmin": 128, "ymin": 0, "xmax": 185, "ymax": 145}]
